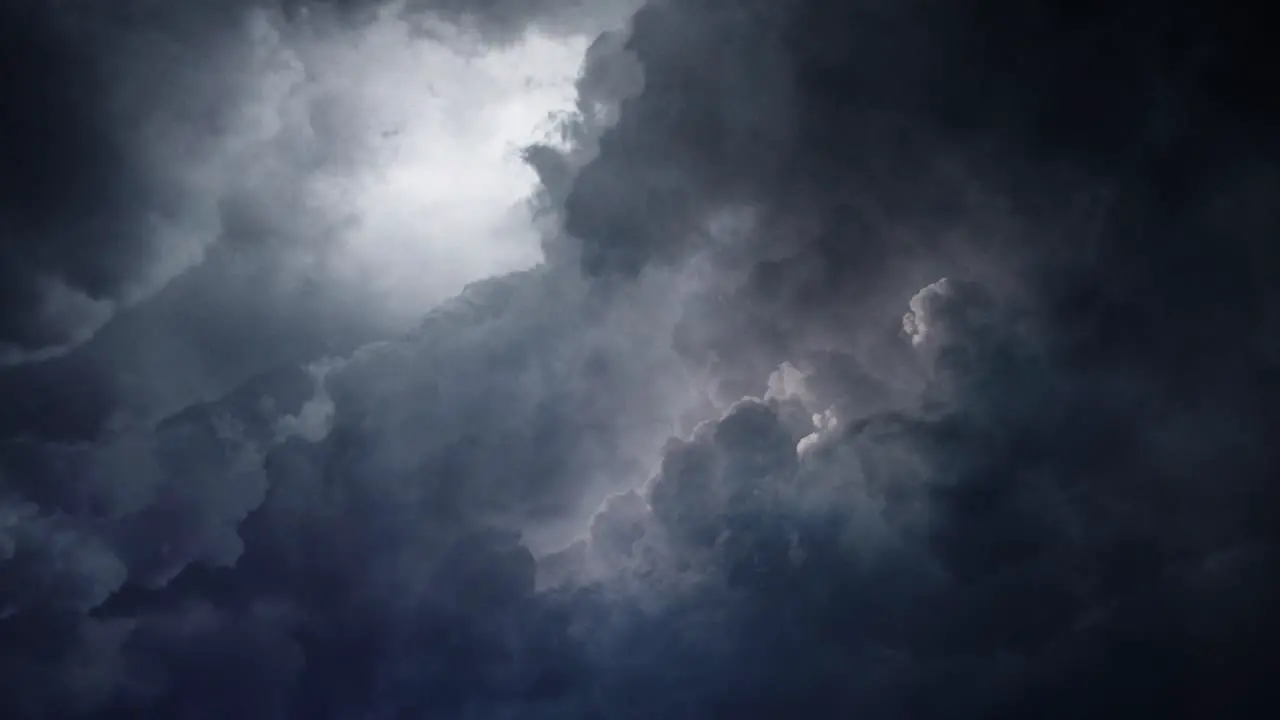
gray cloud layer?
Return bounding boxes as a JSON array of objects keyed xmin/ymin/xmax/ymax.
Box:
[
  {"xmin": 3, "ymin": 0, "xmax": 1279, "ymax": 718},
  {"xmin": 0, "ymin": 0, "xmax": 620, "ymax": 440}
]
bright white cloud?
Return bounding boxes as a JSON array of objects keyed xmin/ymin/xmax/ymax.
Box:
[
  {"xmin": 0, "ymin": 4, "xmax": 592, "ymax": 367},
  {"xmin": 344, "ymin": 27, "xmax": 585, "ymax": 317},
  {"xmin": 903, "ymin": 277, "xmax": 953, "ymax": 349},
  {"xmin": 237, "ymin": 8, "xmax": 588, "ymax": 324}
]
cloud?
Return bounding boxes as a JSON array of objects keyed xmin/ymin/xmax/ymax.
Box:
[
  {"xmin": 0, "ymin": 499, "xmax": 129, "ymax": 618},
  {"xmin": 554, "ymin": 272, "xmax": 1278, "ymax": 717},
  {"xmin": 903, "ymin": 278, "xmax": 953, "ymax": 348},
  {"xmin": 0, "ymin": 258, "xmax": 703, "ymax": 718},
  {"xmin": 0, "ymin": 0, "xmax": 611, "ymax": 454},
  {"xmin": 2, "ymin": 0, "xmax": 1279, "ymax": 718},
  {"xmin": 0, "ymin": 0, "xmax": 602, "ymax": 368},
  {"xmin": 544, "ymin": 0, "xmax": 1277, "ymax": 713}
]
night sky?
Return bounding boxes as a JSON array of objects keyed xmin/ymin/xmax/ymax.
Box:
[{"xmin": 2, "ymin": 1, "xmax": 1278, "ymax": 718}]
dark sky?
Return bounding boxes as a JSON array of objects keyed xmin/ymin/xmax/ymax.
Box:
[{"xmin": 2, "ymin": 0, "xmax": 1279, "ymax": 718}]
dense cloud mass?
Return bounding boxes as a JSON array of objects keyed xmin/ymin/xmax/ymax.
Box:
[
  {"xmin": 3, "ymin": 0, "xmax": 1279, "ymax": 718},
  {"xmin": 0, "ymin": 0, "xmax": 617, "ymax": 438}
]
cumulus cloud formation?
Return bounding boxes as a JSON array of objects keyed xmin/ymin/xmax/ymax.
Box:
[
  {"xmin": 3, "ymin": 0, "xmax": 1280, "ymax": 718},
  {"xmin": 0, "ymin": 0, "xmax": 611, "ymax": 442},
  {"xmin": 0, "ymin": 0, "xmax": 593, "ymax": 361},
  {"xmin": 903, "ymin": 278, "xmax": 951, "ymax": 348}
]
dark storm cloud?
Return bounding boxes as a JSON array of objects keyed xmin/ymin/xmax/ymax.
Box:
[
  {"xmin": 0, "ymin": 1, "xmax": 299, "ymax": 363},
  {"xmin": 2, "ymin": 2, "xmax": 658, "ymax": 716},
  {"xmin": 565, "ymin": 0, "xmax": 1280, "ymax": 384},
  {"xmin": 3, "ymin": 0, "xmax": 1280, "ymax": 718},
  {"xmin": 1, "ymin": 261, "xmax": 698, "ymax": 717},
  {"xmin": 541, "ymin": 0, "xmax": 1280, "ymax": 716},
  {"xmin": 547, "ymin": 274, "xmax": 1279, "ymax": 718},
  {"xmin": 0, "ymin": 0, "xmax": 215, "ymax": 362}
]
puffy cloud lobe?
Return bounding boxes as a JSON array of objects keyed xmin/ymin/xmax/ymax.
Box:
[
  {"xmin": 0, "ymin": 389, "xmax": 275, "ymax": 618},
  {"xmin": 0, "ymin": 501, "xmax": 128, "ymax": 617},
  {"xmin": 903, "ymin": 278, "xmax": 953, "ymax": 348}
]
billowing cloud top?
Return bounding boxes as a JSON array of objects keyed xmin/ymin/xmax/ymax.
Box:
[{"xmin": 2, "ymin": 0, "xmax": 1279, "ymax": 719}]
